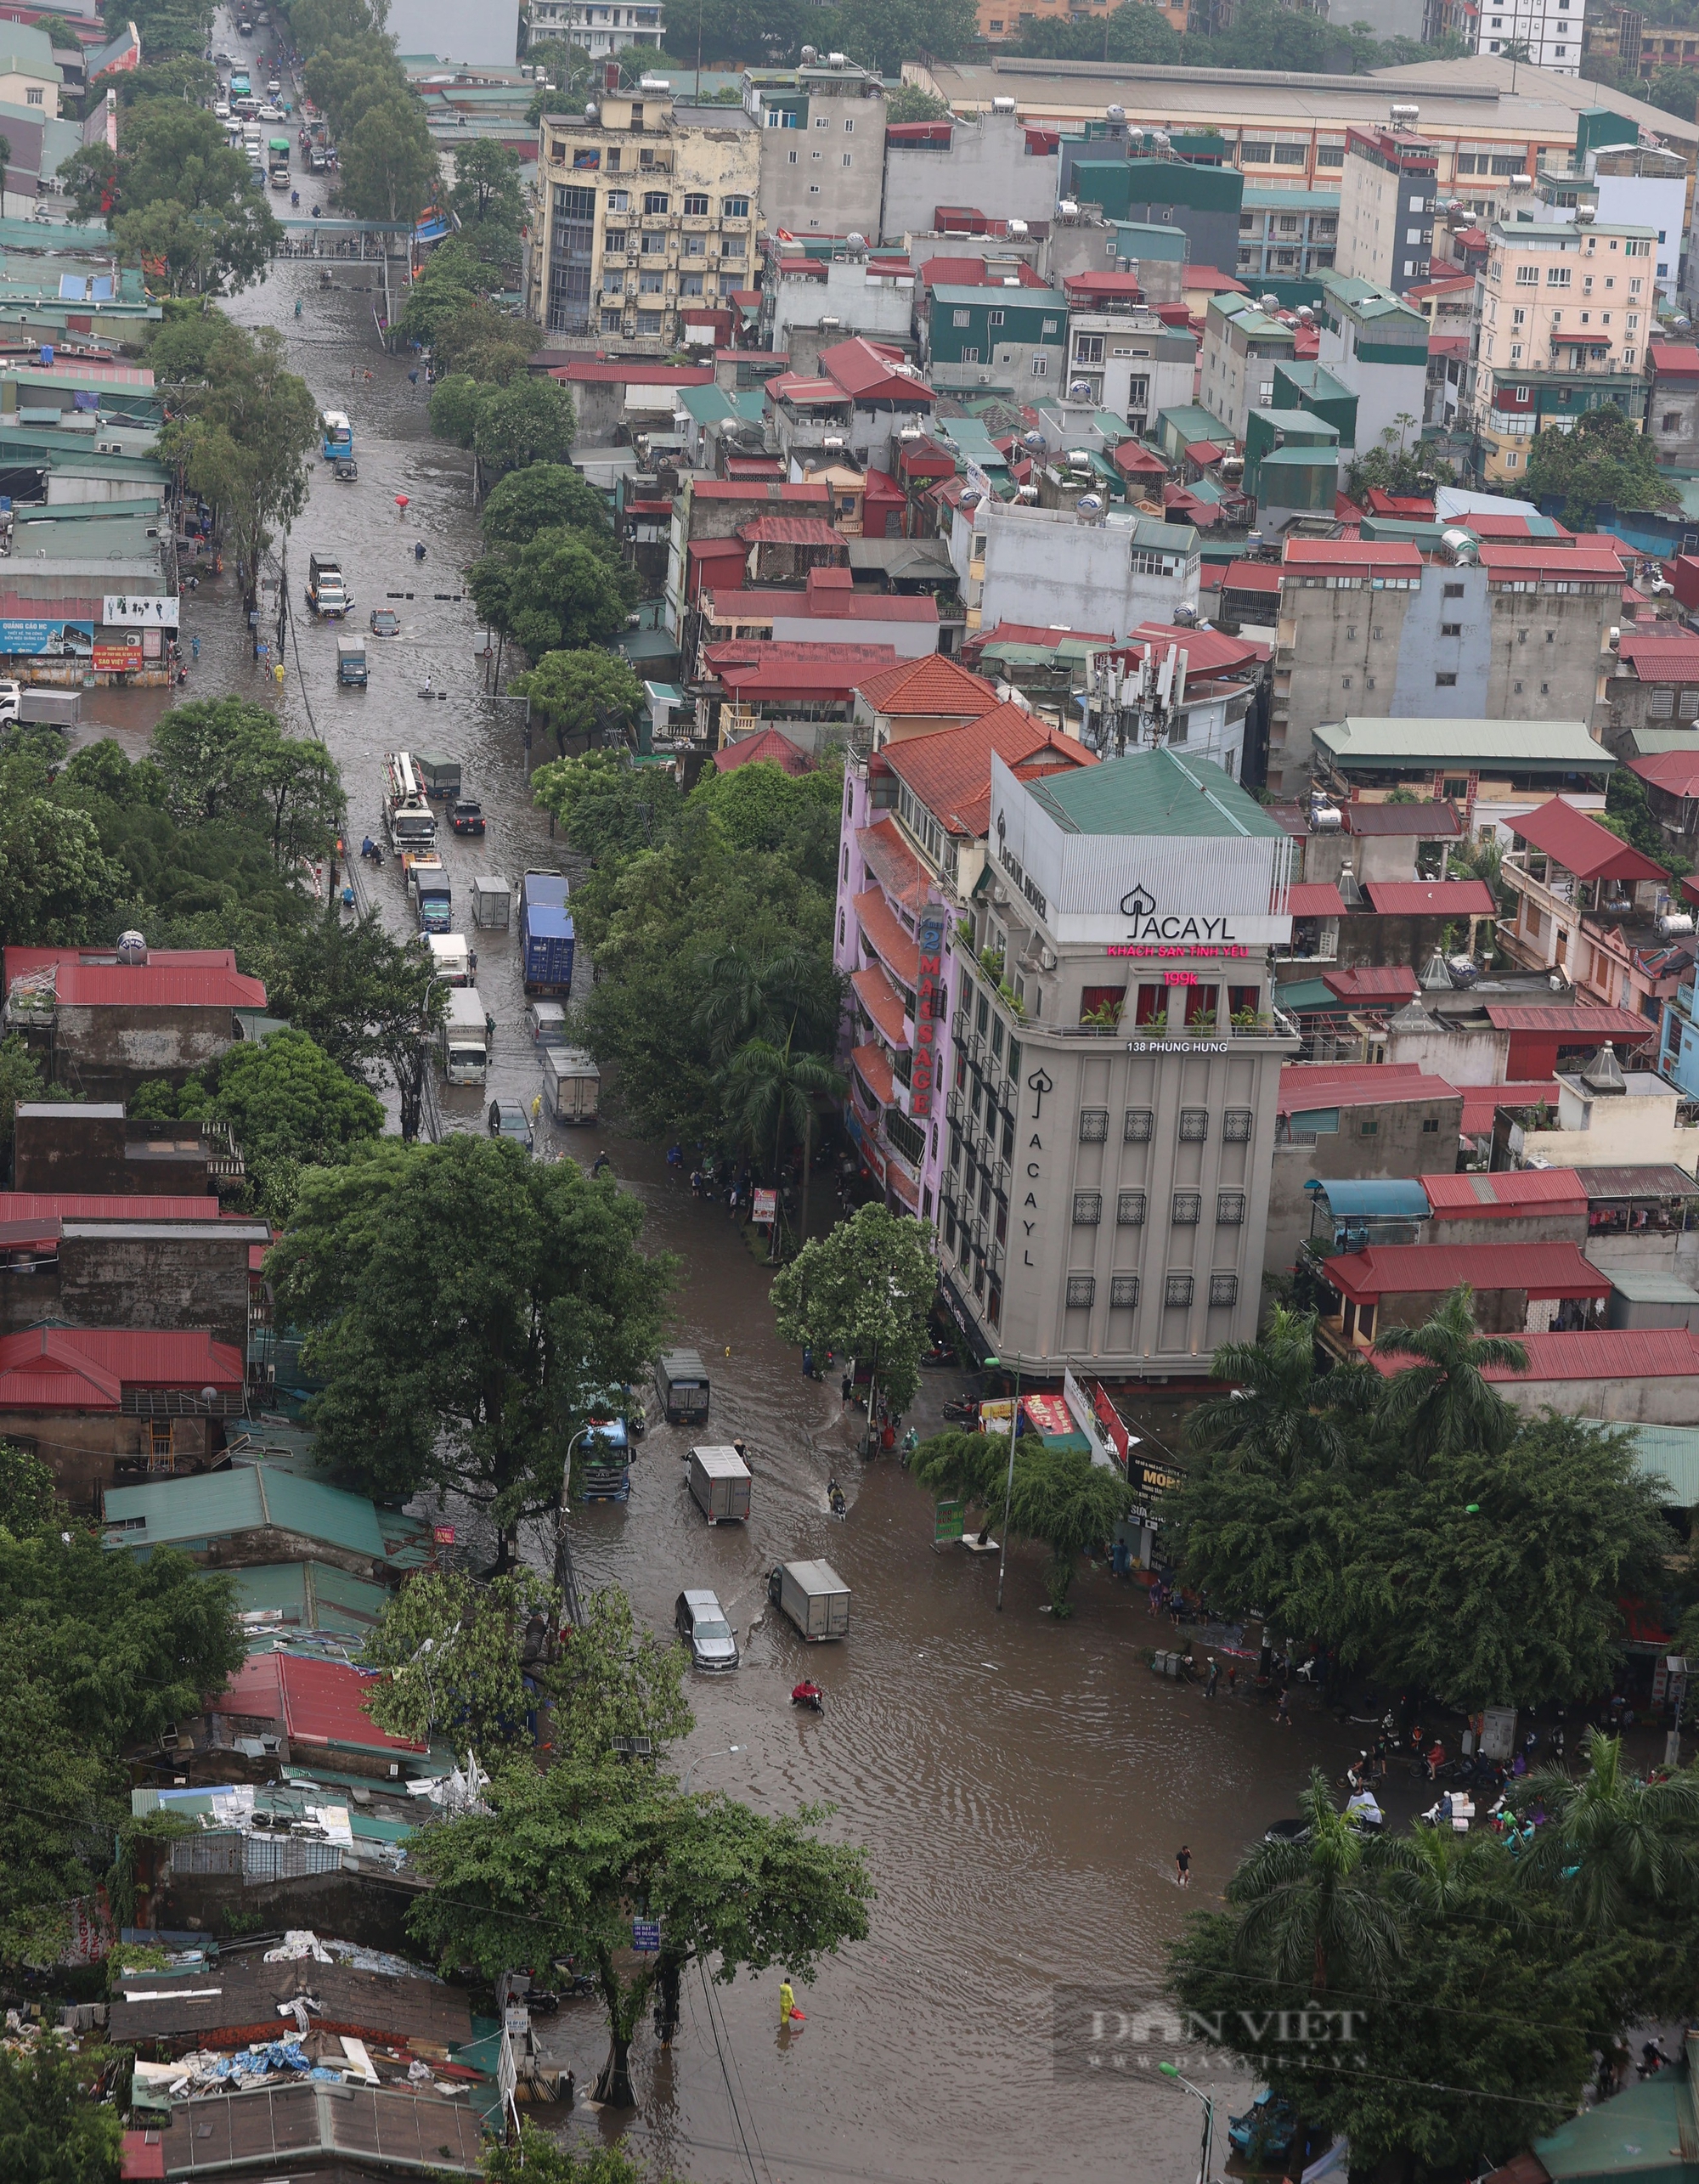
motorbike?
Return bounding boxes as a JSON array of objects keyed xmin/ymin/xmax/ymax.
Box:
[
  {"xmin": 827, "ymin": 1480, "xmax": 847, "ymax": 1518},
  {"xmin": 941, "ymin": 1396, "xmax": 980, "ymax": 1426},
  {"xmin": 792, "ymin": 1681, "xmax": 825, "ymax": 1713},
  {"xmin": 291, "ymin": 189, "xmax": 299, "ymax": 206}
]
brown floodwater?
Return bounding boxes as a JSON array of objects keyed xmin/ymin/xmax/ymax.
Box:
[{"xmin": 82, "ymin": 165, "xmax": 1380, "ymax": 2177}]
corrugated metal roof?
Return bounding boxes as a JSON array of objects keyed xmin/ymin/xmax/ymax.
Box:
[
  {"xmin": 1423, "ymin": 1168, "xmax": 1586, "ymax": 1215},
  {"xmin": 1485, "ymin": 1002, "xmax": 1656, "ymax": 1036},
  {"xmin": 220, "ymin": 1648, "xmax": 426, "ymax": 1751},
  {"xmin": 0, "ymin": 1325, "xmax": 242, "ymax": 1408},
  {"xmin": 1310, "ymin": 1178, "xmax": 1432, "ymax": 1217},
  {"xmin": 1278, "ymin": 1062, "xmax": 1456, "ymax": 1112},
  {"xmin": 227, "ymin": 1560, "xmax": 392, "ymax": 1636},
  {"xmin": 1510, "ymin": 796, "xmax": 1667, "ymax": 883},
  {"xmin": 1315, "ymin": 718, "xmax": 1606, "ymax": 768},
  {"xmin": 1570, "ymin": 1164, "xmax": 1699, "ymax": 1198},
  {"xmin": 0, "ymin": 1194, "xmax": 223, "ymax": 1222},
  {"xmin": 1288, "ymin": 882, "xmax": 1347, "ymax": 916},
  {"xmin": 103, "ymin": 1467, "xmax": 388, "ymax": 1557},
  {"xmin": 1372, "ymin": 1327, "xmax": 1699, "ymax": 1380},
  {"xmin": 1459, "ymin": 1081, "xmax": 1559, "ymax": 1135},
  {"xmin": 1323, "ymin": 963, "xmax": 1421, "ymax": 1002},
  {"xmin": 52, "ymin": 963, "xmax": 268, "ymax": 1009},
  {"xmin": 1363, "ymin": 878, "xmax": 1496, "ymax": 916},
  {"xmin": 1025, "ymin": 747, "xmax": 1286, "ymax": 841},
  {"xmin": 1342, "ymin": 801, "xmax": 1463, "ymax": 837},
  {"xmin": 1618, "ymin": 1422, "xmax": 1699, "ymax": 1505},
  {"xmin": 1318, "ymin": 1239, "xmax": 1609, "ymax": 1302}
]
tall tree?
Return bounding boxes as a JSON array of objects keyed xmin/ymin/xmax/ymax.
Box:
[
  {"xmin": 270, "ymin": 1137, "xmax": 676, "ymax": 1564},
  {"xmin": 449, "ymin": 138, "xmax": 524, "ymax": 233},
  {"xmin": 1188, "ymin": 1304, "xmax": 1372, "ymax": 1480},
  {"xmin": 512, "ymin": 649, "xmax": 645, "ymax": 758},
  {"xmin": 1516, "ymin": 1729, "xmax": 1699, "ymax": 1932},
  {"xmin": 481, "ymin": 462, "xmax": 612, "ymax": 549},
  {"xmin": 1227, "ymin": 1766, "xmax": 1414, "ymax": 1995},
  {"xmin": 273, "ymin": 909, "xmax": 446, "ymax": 1140},
  {"xmin": 471, "ymin": 527, "xmax": 637, "ymax": 656},
  {"xmin": 1371, "ymin": 1284, "xmax": 1527, "ymax": 1461},
  {"xmin": 770, "ymin": 1204, "xmax": 936, "ymax": 1415},
  {"xmin": 340, "ymin": 91, "xmax": 439, "ymax": 225},
  {"xmin": 0, "ymin": 2040, "xmax": 124, "ymax": 2184}
]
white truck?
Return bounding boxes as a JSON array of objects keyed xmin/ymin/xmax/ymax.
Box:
[
  {"xmin": 688, "ymin": 1444, "xmax": 752, "ymax": 1526},
  {"xmin": 542, "ymin": 1045, "xmax": 600, "ymax": 1126},
  {"xmin": 438, "ymin": 987, "xmax": 491, "ymax": 1086},
  {"xmin": 426, "ymin": 933, "xmax": 471, "ymax": 986},
  {"xmin": 767, "ymin": 1559, "xmax": 850, "ymax": 1642},
  {"xmin": 382, "ymin": 752, "xmax": 436, "ymax": 851}
]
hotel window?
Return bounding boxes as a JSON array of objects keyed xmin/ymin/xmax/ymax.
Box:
[
  {"xmin": 1178, "ymin": 1108, "xmax": 1208, "ymax": 1143},
  {"xmin": 1171, "ymin": 1191, "xmax": 1202, "ymax": 1225},
  {"xmin": 1124, "ymin": 1107, "xmax": 1154, "ymax": 1142},
  {"xmin": 1109, "ymin": 1274, "xmax": 1140, "ymax": 1308},
  {"xmin": 1073, "ymin": 1192, "xmax": 1103, "ymax": 1225},
  {"xmin": 1209, "ymin": 1273, "xmax": 1240, "ymax": 1306},
  {"xmin": 682, "ymin": 192, "xmax": 708, "ymax": 215},
  {"xmin": 1217, "ymin": 1191, "xmax": 1246, "ymax": 1225},
  {"xmin": 1165, "ymin": 1273, "xmax": 1195, "ymax": 1307},
  {"xmin": 1117, "ymin": 1191, "xmax": 1147, "ymax": 1225},
  {"xmin": 1065, "ymin": 1274, "xmax": 1096, "ymax": 1308},
  {"xmin": 722, "ymin": 195, "xmax": 749, "ymax": 217},
  {"xmin": 1079, "ymin": 1109, "xmax": 1109, "ymax": 1143},
  {"xmin": 1222, "ymin": 1109, "xmax": 1253, "ymax": 1142},
  {"xmin": 642, "ymin": 190, "xmax": 669, "ymax": 215}
]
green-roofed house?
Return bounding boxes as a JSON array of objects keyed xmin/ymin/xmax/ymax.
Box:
[
  {"xmin": 229, "ymin": 1558, "xmax": 395, "ymax": 1637},
  {"xmin": 920, "ymin": 285, "xmax": 1068, "ymax": 406},
  {"xmin": 1312, "ymin": 716, "xmax": 1615, "ymax": 821},
  {"xmin": 1316, "ymin": 271, "xmax": 1429, "ymax": 455},
  {"xmin": 1200, "ymin": 290, "xmax": 1298, "ymax": 442},
  {"xmin": 1238, "ymin": 183, "xmax": 1339, "ymax": 287},
  {"xmin": 1060, "ymin": 152, "xmax": 1240, "ymax": 279},
  {"xmin": 1155, "ymin": 402, "xmax": 1232, "ymax": 466},
  {"xmin": 1273, "ymin": 358, "xmax": 1358, "ymax": 452},
  {"xmin": 1242, "ymin": 405, "xmax": 1339, "ymax": 514},
  {"xmin": 102, "ymin": 1465, "xmax": 434, "ymax": 1578},
  {"xmin": 941, "ymin": 745, "xmax": 1296, "ymax": 1382}
]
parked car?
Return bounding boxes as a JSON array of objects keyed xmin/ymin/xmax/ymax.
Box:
[
  {"xmin": 488, "ymin": 1098, "xmax": 533, "ymax": 1148},
  {"xmin": 370, "ymin": 607, "xmax": 399, "ymax": 636},
  {"xmin": 675, "ymin": 1589, "xmax": 739, "ymax": 1669},
  {"xmin": 0, "ymin": 680, "xmax": 20, "ymax": 725}
]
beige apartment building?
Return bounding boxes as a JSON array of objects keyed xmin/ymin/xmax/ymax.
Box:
[
  {"xmin": 1471, "ymin": 216, "xmax": 1657, "ymax": 486},
  {"xmin": 528, "ymin": 82, "xmax": 761, "ymax": 348}
]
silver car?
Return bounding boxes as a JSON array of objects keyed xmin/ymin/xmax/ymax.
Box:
[{"xmin": 675, "ymin": 1589, "xmax": 738, "ymax": 1670}]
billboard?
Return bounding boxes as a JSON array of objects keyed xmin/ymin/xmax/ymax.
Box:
[
  {"xmin": 93, "ymin": 636, "xmax": 143, "ymax": 673},
  {"xmin": 104, "ymin": 594, "xmax": 178, "ymax": 628},
  {"xmin": 0, "ymin": 619, "xmax": 91, "ymax": 657}
]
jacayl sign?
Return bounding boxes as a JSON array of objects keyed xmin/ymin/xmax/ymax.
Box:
[{"xmin": 1119, "ymin": 883, "xmax": 1239, "ymax": 948}]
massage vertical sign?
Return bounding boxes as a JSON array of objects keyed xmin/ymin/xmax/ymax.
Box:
[{"xmin": 911, "ymin": 907, "xmax": 947, "ymax": 1119}]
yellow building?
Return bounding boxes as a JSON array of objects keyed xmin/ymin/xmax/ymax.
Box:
[{"xmin": 528, "ymin": 82, "xmax": 762, "ymax": 350}]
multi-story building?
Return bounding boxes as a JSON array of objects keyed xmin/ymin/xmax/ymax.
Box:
[
  {"xmin": 1473, "ymin": 0, "xmax": 1583, "ymax": 74},
  {"xmin": 964, "ymin": 502, "xmax": 1202, "ymax": 643},
  {"xmin": 838, "ymin": 702, "xmax": 1097, "ymax": 1226},
  {"xmin": 1199, "ymin": 291, "xmax": 1298, "ymax": 442},
  {"xmin": 1645, "ymin": 336, "xmax": 1699, "ymax": 473},
  {"xmin": 936, "ymin": 748, "xmax": 1299, "ymax": 1373},
  {"xmin": 917, "ymin": 285, "xmax": 1069, "ymax": 408},
  {"xmin": 1059, "ymin": 280, "xmax": 1195, "ymax": 435},
  {"xmin": 524, "ymin": 0, "xmax": 663, "ymax": 56},
  {"xmin": 1470, "ymin": 215, "xmax": 1656, "ymax": 486},
  {"xmin": 1235, "ymin": 185, "xmax": 1339, "ymax": 286},
  {"xmin": 880, "ymin": 106, "xmax": 1062, "ymax": 247},
  {"xmin": 1267, "ymin": 533, "xmax": 1623, "ymax": 799},
  {"xmin": 528, "ymin": 82, "xmax": 760, "ymax": 346},
  {"xmin": 755, "ymin": 239, "xmax": 915, "ymax": 376},
  {"xmin": 743, "ymin": 57, "xmax": 885, "ymax": 241},
  {"xmin": 1061, "ymin": 146, "xmax": 1245, "ymax": 279},
  {"xmin": 1316, "ymin": 272, "xmax": 1430, "ymax": 454},
  {"xmin": 1335, "ymin": 124, "xmax": 1437, "ymax": 297},
  {"xmin": 1496, "ymin": 795, "xmax": 1681, "ymax": 1023}
]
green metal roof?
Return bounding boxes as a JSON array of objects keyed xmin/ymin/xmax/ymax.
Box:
[
  {"xmin": 1160, "ymin": 403, "xmax": 1232, "ymax": 443},
  {"xmin": 1273, "ymin": 977, "xmax": 1336, "ymax": 1012},
  {"xmin": 1529, "ymin": 2072, "xmax": 1691, "ymax": 2181},
  {"xmin": 677, "ymin": 383, "xmax": 733, "ymax": 425},
  {"xmin": 1315, "ymin": 717, "xmax": 1612, "ymax": 771},
  {"xmin": 103, "ymin": 1467, "xmax": 389, "ymax": 1557},
  {"xmin": 1242, "ymin": 184, "xmax": 1340, "ymax": 212},
  {"xmin": 1628, "ymin": 727, "xmax": 1699, "ymax": 756},
  {"xmin": 1108, "ymin": 221, "xmax": 1188, "ymax": 261},
  {"xmin": 228, "ymin": 1559, "xmax": 393, "ymax": 1635},
  {"xmin": 1617, "ymin": 1425, "xmax": 1699, "ymax": 1508},
  {"xmin": 1025, "ymin": 748, "xmax": 1288, "ymax": 840},
  {"xmin": 928, "ymin": 284, "xmax": 1067, "ymax": 311}
]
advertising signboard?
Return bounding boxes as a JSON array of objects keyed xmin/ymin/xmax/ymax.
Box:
[{"xmin": 0, "ymin": 619, "xmax": 91, "ymax": 656}]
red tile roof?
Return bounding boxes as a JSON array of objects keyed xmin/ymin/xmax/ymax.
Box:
[
  {"xmin": 713, "ymin": 727, "xmax": 812, "ymax": 776},
  {"xmin": 1179, "ymin": 268, "xmax": 1247, "ymax": 293},
  {"xmin": 855, "ymin": 652, "xmax": 1002, "ymax": 718},
  {"xmin": 820, "ymin": 336, "xmax": 934, "ymax": 405},
  {"xmin": 1319, "ymin": 1239, "xmax": 1609, "ymax": 1304},
  {"xmin": 1063, "ymin": 270, "xmax": 1148, "ymax": 298},
  {"xmin": 737, "ymin": 515, "xmax": 845, "ymax": 547},
  {"xmin": 1276, "ymin": 1061, "xmax": 1457, "ymax": 1115},
  {"xmin": 1372, "ymin": 1328, "xmax": 1699, "ymax": 1382},
  {"xmin": 1363, "ymin": 488, "xmax": 1436, "ymax": 518},
  {"xmin": 219, "ymin": 1651, "xmax": 427, "ymax": 1754},
  {"xmin": 882, "ymin": 702, "xmax": 1094, "ymax": 838},
  {"xmin": 1423, "ymin": 1168, "xmax": 1588, "ymax": 1217},
  {"xmin": 1363, "ymin": 878, "xmax": 1497, "ymax": 917},
  {"xmin": 1322, "ymin": 963, "xmax": 1422, "ymax": 1004},
  {"xmin": 1617, "ymin": 630, "xmax": 1699, "ymax": 680},
  {"xmin": 1482, "ymin": 1002, "xmax": 1657, "ymax": 1040},
  {"xmin": 1650, "ymin": 340, "xmax": 1699, "ymax": 375},
  {"xmin": 1629, "ymin": 748, "xmax": 1699, "ymax": 800},
  {"xmin": 852, "ymin": 889, "xmax": 920, "ymax": 985},
  {"xmin": 1511, "ymin": 796, "xmax": 1666, "ymax": 884},
  {"xmin": 1287, "ymin": 882, "xmax": 1347, "ymax": 916},
  {"xmin": 1128, "ymin": 621, "xmax": 1271, "ymax": 674},
  {"xmin": 1112, "ymin": 439, "xmax": 1169, "ymax": 477},
  {"xmin": 851, "ymin": 964, "xmax": 909, "ymax": 1047},
  {"xmin": 3, "ymin": 945, "xmax": 267, "ymax": 1011},
  {"xmin": 1457, "ymin": 1081, "xmax": 1559, "ymax": 1136},
  {"xmin": 0, "ymin": 1194, "xmax": 223, "ymax": 1221},
  {"xmin": 1223, "ymin": 561, "xmax": 1282, "ymax": 593},
  {"xmin": 850, "ymin": 1040, "xmax": 897, "ymax": 1107},
  {"xmin": 0, "ymin": 1325, "xmax": 244, "ymax": 1412}
]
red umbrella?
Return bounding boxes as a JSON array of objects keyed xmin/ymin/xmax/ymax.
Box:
[{"xmin": 394, "ymin": 494, "xmax": 409, "ymax": 512}]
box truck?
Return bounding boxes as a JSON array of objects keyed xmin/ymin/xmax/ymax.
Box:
[
  {"xmin": 688, "ymin": 1444, "xmax": 751, "ymax": 1526},
  {"xmin": 767, "ymin": 1559, "xmax": 850, "ymax": 1642},
  {"xmin": 542, "ymin": 1045, "xmax": 599, "ymax": 1126},
  {"xmin": 438, "ymin": 988, "xmax": 491, "ymax": 1085}
]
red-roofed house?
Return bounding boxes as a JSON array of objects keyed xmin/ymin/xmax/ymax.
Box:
[
  {"xmin": 1606, "ymin": 628, "xmax": 1699, "ymax": 750},
  {"xmin": 834, "ymin": 703, "xmax": 1094, "ymax": 1222},
  {"xmin": 1649, "ymin": 340, "xmax": 1699, "ymax": 474},
  {"xmin": 0, "ymin": 1323, "xmax": 247, "ymax": 1497},
  {"xmin": 1267, "ymin": 1061, "xmax": 1464, "ymax": 1276},
  {"xmin": 1371, "ymin": 1326, "xmax": 1699, "ymax": 1424},
  {"xmin": 216, "ymin": 1650, "xmax": 429, "ymax": 1770},
  {"xmin": 712, "ymin": 726, "xmax": 814, "ymax": 777},
  {"xmin": 696, "ymin": 639, "xmax": 900, "ymax": 752},
  {"xmin": 697, "ymin": 566, "xmax": 940, "ymax": 666},
  {"xmin": 766, "ymin": 336, "xmax": 935, "ymax": 477},
  {"xmin": 1497, "ymin": 798, "xmax": 1686, "ymax": 1021},
  {"xmin": 550, "ymin": 358, "xmax": 715, "ymax": 440},
  {"xmin": 3, "ymin": 945, "xmax": 266, "ymax": 1102},
  {"xmin": 1421, "ymin": 1167, "xmax": 1589, "ymax": 1248},
  {"xmin": 1312, "ymin": 1239, "xmax": 1609, "ymax": 1348},
  {"xmin": 1629, "ymin": 745, "xmax": 1699, "ymax": 864}
]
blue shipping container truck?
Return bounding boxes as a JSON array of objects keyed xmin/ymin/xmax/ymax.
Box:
[
  {"xmin": 522, "ymin": 871, "xmax": 570, "ymax": 914},
  {"xmin": 522, "ymin": 903, "xmax": 575, "ymax": 996},
  {"xmin": 577, "ymin": 1415, "xmax": 630, "ymax": 1502}
]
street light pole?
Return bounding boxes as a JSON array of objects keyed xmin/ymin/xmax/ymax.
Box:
[
  {"xmin": 1159, "ymin": 2062, "xmax": 1216, "ymax": 2184},
  {"xmin": 985, "ymin": 1351, "xmax": 1021, "ymax": 1611}
]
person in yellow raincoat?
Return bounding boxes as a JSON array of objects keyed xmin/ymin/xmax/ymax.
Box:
[{"xmin": 778, "ymin": 1978, "xmax": 795, "ymax": 2026}]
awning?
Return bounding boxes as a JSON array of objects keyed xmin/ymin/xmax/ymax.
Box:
[
  {"xmin": 852, "ymin": 888, "xmax": 919, "ymax": 985},
  {"xmin": 850, "ymin": 965, "xmax": 909, "ymax": 1049},
  {"xmin": 1310, "ymin": 1178, "xmax": 1431, "ymax": 1219},
  {"xmin": 850, "ymin": 1041, "xmax": 895, "ymax": 1109}
]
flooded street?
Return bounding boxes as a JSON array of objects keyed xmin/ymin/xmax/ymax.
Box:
[{"xmin": 88, "ymin": 223, "xmax": 1374, "ymax": 2180}]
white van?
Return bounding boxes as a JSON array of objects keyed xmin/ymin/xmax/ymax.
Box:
[{"xmin": 527, "ymin": 1000, "xmax": 567, "ymax": 1047}]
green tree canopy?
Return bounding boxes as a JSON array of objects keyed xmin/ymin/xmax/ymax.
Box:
[
  {"xmin": 272, "ymin": 909, "xmax": 446, "ymax": 1142},
  {"xmin": 481, "ymin": 462, "xmax": 612, "ymax": 549},
  {"xmin": 471, "ymin": 527, "xmax": 637, "ymax": 655},
  {"xmin": 513, "ymin": 649, "xmax": 645, "ymax": 756},
  {"xmin": 770, "ymin": 1204, "xmax": 936, "ymax": 1414},
  {"xmin": 1524, "ymin": 402, "xmax": 1679, "ymax": 528},
  {"xmin": 0, "ymin": 2040, "xmax": 124, "ymax": 2183},
  {"xmin": 269, "ymin": 1136, "xmax": 676, "ymax": 1561},
  {"xmin": 149, "ymin": 698, "xmax": 343, "ymax": 866}
]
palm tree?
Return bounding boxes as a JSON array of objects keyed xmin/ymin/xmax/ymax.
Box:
[
  {"xmin": 720, "ymin": 1028, "xmax": 844, "ymax": 1251},
  {"xmin": 1228, "ymin": 1768, "xmax": 1414, "ymax": 1995},
  {"xmin": 1516, "ymin": 1728, "xmax": 1699, "ymax": 1932},
  {"xmin": 1188, "ymin": 1306, "xmax": 1374, "ymax": 1480},
  {"xmin": 692, "ymin": 943, "xmax": 832, "ymax": 1067},
  {"xmin": 1371, "ymin": 1284, "xmax": 1527, "ymax": 1463}
]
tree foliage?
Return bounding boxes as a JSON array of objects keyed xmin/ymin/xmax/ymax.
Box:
[
  {"xmin": 68, "ymin": 92, "xmax": 278, "ymax": 294},
  {"xmin": 0, "ymin": 2040, "xmax": 124, "ymax": 2184},
  {"xmin": 148, "ymin": 698, "xmax": 343, "ymax": 867},
  {"xmin": 770, "ymin": 1204, "xmax": 936, "ymax": 1414},
  {"xmin": 269, "ymin": 1136, "xmax": 676, "ymax": 1561},
  {"xmin": 514, "ymin": 649, "xmax": 645, "ymax": 757},
  {"xmin": 1524, "ymin": 402, "xmax": 1679, "ymax": 527},
  {"xmin": 481, "ymin": 462, "xmax": 612, "ymax": 550},
  {"xmin": 271, "ymin": 910, "xmax": 446, "ymax": 1143},
  {"xmin": 470, "ymin": 526, "xmax": 637, "ymax": 657}
]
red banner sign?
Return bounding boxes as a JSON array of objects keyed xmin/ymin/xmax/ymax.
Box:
[
  {"xmin": 93, "ymin": 638, "xmax": 143, "ymax": 673},
  {"xmin": 1092, "ymin": 1383, "xmax": 1132, "ymax": 1464}
]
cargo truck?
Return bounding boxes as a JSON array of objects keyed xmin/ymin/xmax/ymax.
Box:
[
  {"xmin": 577, "ymin": 1414, "xmax": 631, "ymax": 1503},
  {"xmin": 426, "ymin": 933, "xmax": 471, "ymax": 986},
  {"xmin": 404, "ymin": 854, "xmax": 452, "ymax": 934},
  {"xmin": 438, "ymin": 987, "xmax": 490, "ymax": 1085},
  {"xmin": 655, "ymin": 1348, "xmax": 710, "ymax": 1425},
  {"xmin": 382, "ymin": 752, "xmax": 436, "ymax": 849},
  {"xmin": 415, "ymin": 752, "xmax": 461, "ymax": 800},
  {"xmin": 471, "ymin": 875, "xmax": 511, "ymax": 930},
  {"xmin": 767, "ymin": 1559, "xmax": 850, "ymax": 1642},
  {"xmin": 688, "ymin": 1444, "xmax": 751, "ymax": 1526},
  {"xmin": 336, "ymin": 635, "xmax": 366, "ymax": 686},
  {"xmin": 307, "ymin": 549, "xmax": 348, "ymax": 618},
  {"xmin": 542, "ymin": 1045, "xmax": 599, "ymax": 1126},
  {"xmin": 521, "ymin": 903, "xmax": 574, "ymax": 996}
]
